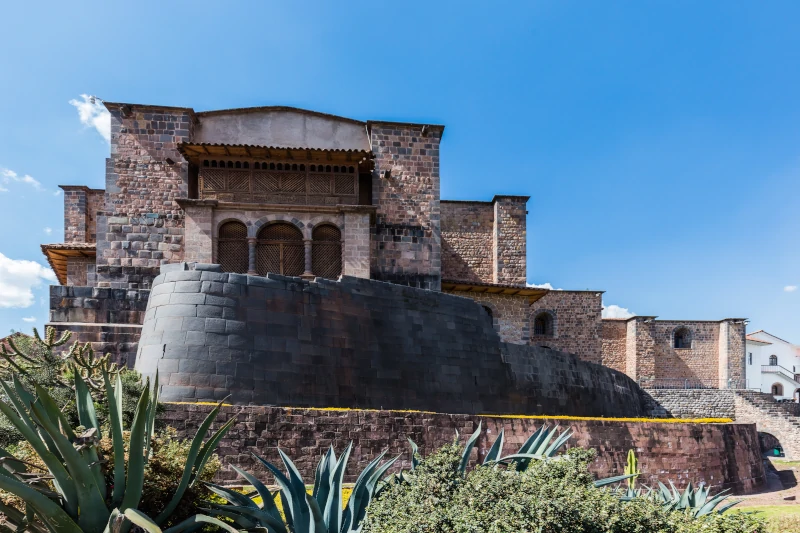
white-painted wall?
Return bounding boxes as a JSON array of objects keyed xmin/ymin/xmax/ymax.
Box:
[{"xmin": 745, "ymin": 331, "xmax": 800, "ymax": 400}]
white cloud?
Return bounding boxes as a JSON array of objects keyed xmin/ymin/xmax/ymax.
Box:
[
  {"xmin": 527, "ymin": 282, "xmax": 563, "ymax": 290},
  {"xmin": 43, "ymin": 227, "xmax": 52, "ymax": 235},
  {"xmin": 1, "ymin": 168, "xmax": 44, "ymax": 192},
  {"xmin": 785, "ymin": 285, "xmax": 798, "ymax": 293},
  {"xmin": 0, "ymin": 253, "xmax": 57, "ymax": 308},
  {"xmin": 69, "ymin": 94, "xmax": 110, "ymax": 143},
  {"xmin": 602, "ymin": 304, "xmax": 635, "ymax": 319},
  {"xmin": 21, "ymin": 317, "xmax": 36, "ymax": 323}
]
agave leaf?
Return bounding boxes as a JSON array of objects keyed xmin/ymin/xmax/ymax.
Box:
[
  {"xmin": 251, "ymin": 453, "xmax": 298, "ymax": 528},
  {"xmin": 74, "ymin": 373, "xmax": 105, "ymax": 498},
  {"xmin": 144, "ymin": 370, "xmax": 159, "ymax": 461},
  {"xmin": 0, "ymin": 468, "xmax": 83, "ymax": 533},
  {"xmin": 0, "ymin": 391, "xmax": 78, "ymax": 518},
  {"xmin": 162, "ymin": 514, "xmax": 242, "ymax": 533},
  {"xmin": 229, "ymin": 465, "xmax": 285, "ymax": 527},
  {"xmin": 34, "ymin": 384, "xmax": 77, "ymax": 441},
  {"xmin": 459, "ymin": 422, "xmax": 482, "ymax": 475},
  {"xmin": 679, "ymin": 481, "xmax": 693, "ymax": 510},
  {"xmin": 712, "ymin": 498, "xmax": 742, "ymax": 515},
  {"xmin": 199, "ymin": 505, "xmax": 259, "ymax": 530},
  {"xmin": 313, "ymin": 446, "xmax": 335, "ymax": 509},
  {"xmin": 407, "ymin": 437, "xmax": 420, "ymax": 470},
  {"xmin": 324, "ymin": 442, "xmax": 352, "ymax": 533},
  {"xmin": 307, "ymin": 493, "xmax": 326, "ymax": 533},
  {"xmin": 119, "ymin": 383, "xmax": 151, "ymax": 512},
  {"xmin": 278, "ymin": 448, "xmax": 313, "ymax": 532},
  {"xmin": 203, "ymin": 482, "xmax": 260, "ymax": 508},
  {"xmin": 342, "ymin": 450, "xmax": 389, "ymax": 532},
  {"xmin": 345, "ymin": 454, "xmax": 400, "ymax": 532},
  {"xmin": 483, "ymin": 429, "xmax": 505, "ymax": 465},
  {"xmin": 193, "ymin": 416, "xmax": 236, "ymax": 484},
  {"xmin": 657, "ymin": 481, "xmax": 671, "ymax": 502},
  {"xmin": 593, "ymin": 473, "xmax": 636, "ymax": 488},
  {"xmin": 202, "ymin": 502, "xmax": 286, "ymax": 531},
  {"xmin": 514, "ymin": 425, "xmax": 546, "ymax": 470},
  {"xmin": 122, "ymin": 509, "xmax": 162, "ymax": 533},
  {"xmin": 104, "ymin": 370, "xmax": 127, "ymax": 506},
  {"xmin": 543, "ymin": 427, "xmax": 572, "ymax": 457},
  {"xmin": 532, "ymin": 425, "xmax": 559, "ymax": 456},
  {"xmin": 29, "ymin": 395, "xmax": 110, "ymax": 532},
  {"xmin": 156, "ymin": 398, "xmax": 232, "ymax": 525}
]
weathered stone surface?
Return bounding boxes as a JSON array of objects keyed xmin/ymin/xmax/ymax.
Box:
[
  {"xmin": 136, "ymin": 263, "xmax": 646, "ymax": 416},
  {"xmin": 162, "ymin": 403, "xmax": 766, "ymax": 495}
]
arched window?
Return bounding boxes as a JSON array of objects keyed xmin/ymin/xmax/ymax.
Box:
[
  {"xmin": 772, "ymin": 383, "xmax": 784, "ymax": 396},
  {"xmin": 769, "ymin": 354, "xmax": 778, "ymax": 366},
  {"xmin": 217, "ymin": 221, "xmax": 249, "ymax": 274},
  {"xmin": 311, "ymin": 224, "xmax": 342, "ymax": 280},
  {"xmin": 674, "ymin": 327, "xmax": 692, "ymax": 349},
  {"xmin": 533, "ymin": 312, "xmax": 553, "ymax": 336},
  {"xmin": 256, "ymin": 223, "xmax": 304, "ymax": 277}
]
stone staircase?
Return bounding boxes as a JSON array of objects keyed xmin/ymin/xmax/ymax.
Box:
[{"xmin": 733, "ymin": 390, "xmax": 800, "ymax": 459}]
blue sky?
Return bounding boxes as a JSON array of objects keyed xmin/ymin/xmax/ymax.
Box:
[{"xmin": 0, "ymin": 1, "xmax": 798, "ymax": 341}]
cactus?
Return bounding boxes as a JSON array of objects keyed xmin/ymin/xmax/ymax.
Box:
[
  {"xmin": 0, "ymin": 368, "xmax": 235, "ymax": 532},
  {"xmin": 625, "ymin": 449, "xmax": 640, "ymax": 490}
]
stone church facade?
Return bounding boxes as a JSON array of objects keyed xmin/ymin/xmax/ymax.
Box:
[{"xmin": 42, "ymin": 102, "xmax": 745, "ymax": 390}]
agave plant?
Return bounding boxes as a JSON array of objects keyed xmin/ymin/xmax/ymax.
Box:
[
  {"xmin": 204, "ymin": 443, "xmax": 399, "ymax": 533},
  {"xmin": 653, "ymin": 480, "xmax": 741, "ymax": 517},
  {"xmin": 0, "ymin": 366, "xmax": 236, "ymax": 532}
]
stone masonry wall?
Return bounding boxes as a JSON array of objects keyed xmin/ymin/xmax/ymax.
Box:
[
  {"xmin": 163, "ymin": 404, "xmax": 765, "ymax": 494},
  {"xmin": 369, "ymin": 123, "xmax": 442, "ymax": 290},
  {"xmin": 61, "ymin": 186, "xmax": 103, "ymax": 243},
  {"xmin": 493, "ymin": 196, "xmax": 527, "ymax": 285},
  {"xmin": 443, "ymin": 290, "xmax": 529, "ymax": 344},
  {"xmin": 49, "ymin": 285, "xmax": 149, "ymax": 326},
  {"xmin": 96, "ymin": 104, "xmax": 194, "ymax": 289},
  {"xmin": 529, "ymin": 291, "xmax": 603, "ymax": 364},
  {"xmin": 600, "ymin": 319, "xmax": 628, "ymax": 373},
  {"xmin": 440, "ymin": 201, "xmax": 493, "ymax": 283},
  {"xmin": 642, "ymin": 389, "xmax": 736, "ymax": 419},
  {"xmin": 66, "ymin": 257, "xmax": 94, "ymax": 286},
  {"xmin": 136, "ymin": 262, "xmax": 646, "ymax": 417},
  {"xmin": 652, "ymin": 321, "xmax": 720, "ymax": 386}
]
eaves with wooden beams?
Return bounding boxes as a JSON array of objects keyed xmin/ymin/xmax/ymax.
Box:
[
  {"xmin": 41, "ymin": 243, "xmax": 96, "ymax": 285},
  {"xmin": 441, "ymin": 280, "xmax": 548, "ymax": 304},
  {"xmin": 177, "ymin": 143, "xmax": 374, "ymax": 167}
]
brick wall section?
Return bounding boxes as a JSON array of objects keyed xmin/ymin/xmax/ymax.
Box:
[
  {"xmin": 642, "ymin": 389, "xmax": 736, "ymax": 419},
  {"xmin": 49, "ymin": 285, "xmax": 149, "ymax": 326},
  {"xmin": 443, "ymin": 290, "xmax": 529, "ymax": 344},
  {"xmin": 135, "ymin": 263, "xmax": 646, "ymax": 416},
  {"xmin": 162, "ymin": 404, "xmax": 765, "ymax": 494},
  {"xmin": 47, "ymin": 322, "xmax": 141, "ymax": 368},
  {"xmin": 440, "ymin": 201, "xmax": 493, "ymax": 283},
  {"xmin": 369, "ymin": 123, "xmax": 442, "ymax": 290},
  {"xmin": 61, "ymin": 186, "xmax": 103, "ymax": 243},
  {"xmin": 652, "ymin": 321, "xmax": 720, "ymax": 385},
  {"xmin": 66, "ymin": 257, "xmax": 94, "ymax": 286},
  {"xmin": 96, "ymin": 104, "xmax": 194, "ymax": 289},
  {"xmin": 493, "ymin": 196, "xmax": 527, "ymax": 285},
  {"xmin": 181, "ymin": 201, "xmax": 214, "ymax": 264},
  {"xmin": 529, "ymin": 291, "xmax": 603, "ymax": 363},
  {"xmin": 600, "ymin": 320, "xmax": 627, "ymax": 372},
  {"xmin": 342, "ymin": 212, "xmax": 370, "ymax": 278}
]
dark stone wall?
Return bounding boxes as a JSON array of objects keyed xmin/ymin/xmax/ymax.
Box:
[
  {"xmin": 162, "ymin": 403, "xmax": 766, "ymax": 494},
  {"xmin": 136, "ymin": 263, "xmax": 646, "ymax": 417}
]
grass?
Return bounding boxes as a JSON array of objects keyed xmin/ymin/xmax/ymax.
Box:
[{"xmin": 738, "ymin": 504, "xmax": 800, "ymax": 520}]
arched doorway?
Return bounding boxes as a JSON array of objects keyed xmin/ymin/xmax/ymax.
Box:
[
  {"xmin": 255, "ymin": 223, "xmax": 304, "ymax": 276},
  {"xmin": 217, "ymin": 221, "xmax": 249, "ymax": 274},
  {"xmin": 771, "ymin": 383, "xmax": 784, "ymax": 397},
  {"xmin": 311, "ymin": 224, "xmax": 342, "ymax": 280}
]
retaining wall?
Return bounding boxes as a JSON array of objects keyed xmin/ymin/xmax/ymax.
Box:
[
  {"xmin": 136, "ymin": 263, "xmax": 646, "ymax": 417},
  {"xmin": 162, "ymin": 403, "xmax": 766, "ymax": 494}
]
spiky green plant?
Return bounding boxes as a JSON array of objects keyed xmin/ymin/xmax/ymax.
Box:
[
  {"xmin": 0, "ymin": 368, "xmax": 236, "ymax": 532},
  {"xmin": 625, "ymin": 449, "xmax": 640, "ymax": 490},
  {"xmin": 653, "ymin": 480, "xmax": 741, "ymax": 517},
  {"xmin": 204, "ymin": 444, "xmax": 399, "ymax": 533}
]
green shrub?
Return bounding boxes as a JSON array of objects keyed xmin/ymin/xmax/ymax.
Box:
[{"xmin": 362, "ymin": 444, "xmax": 766, "ymax": 533}]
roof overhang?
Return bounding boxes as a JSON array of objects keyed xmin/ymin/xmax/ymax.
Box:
[
  {"xmin": 441, "ymin": 280, "xmax": 548, "ymax": 304},
  {"xmin": 178, "ymin": 143, "xmax": 374, "ymax": 166},
  {"xmin": 41, "ymin": 243, "xmax": 96, "ymax": 285}
]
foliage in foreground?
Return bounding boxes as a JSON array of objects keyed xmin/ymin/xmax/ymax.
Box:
[
  {"xmin": 206, "ymin": 443, "xmax": 398, "ymax": 533},
  {"xmin": 362, "ymin": 442, "xmax": 766, "ymax": 533},
  {"xmin": 0, "ymin": 328, "xmax": 146, "ymax": 447},
  {"xmin": 0, "ymin": 365, "xmax": 234, "ymax": 532}
]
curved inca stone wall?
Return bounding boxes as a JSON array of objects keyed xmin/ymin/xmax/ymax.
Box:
[{"xmin": 136, "ymin": 262, "xmax": 647, "ymax": 416}]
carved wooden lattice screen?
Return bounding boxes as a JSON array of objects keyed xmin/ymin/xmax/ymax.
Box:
[
  {"xmin": 256, "ymin": 223, "xmax": 304, "ymax": 277},
  {"xmin": 312, "ymin": 225, "xmax": 342, "ymax": 280},
  {"xmin": 217, "ymin": 221, "xmax": 249, "ymax": 274},
  {"xmin": 199, "ymin": 161, "xmax": 358, "ymax": 206}
]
